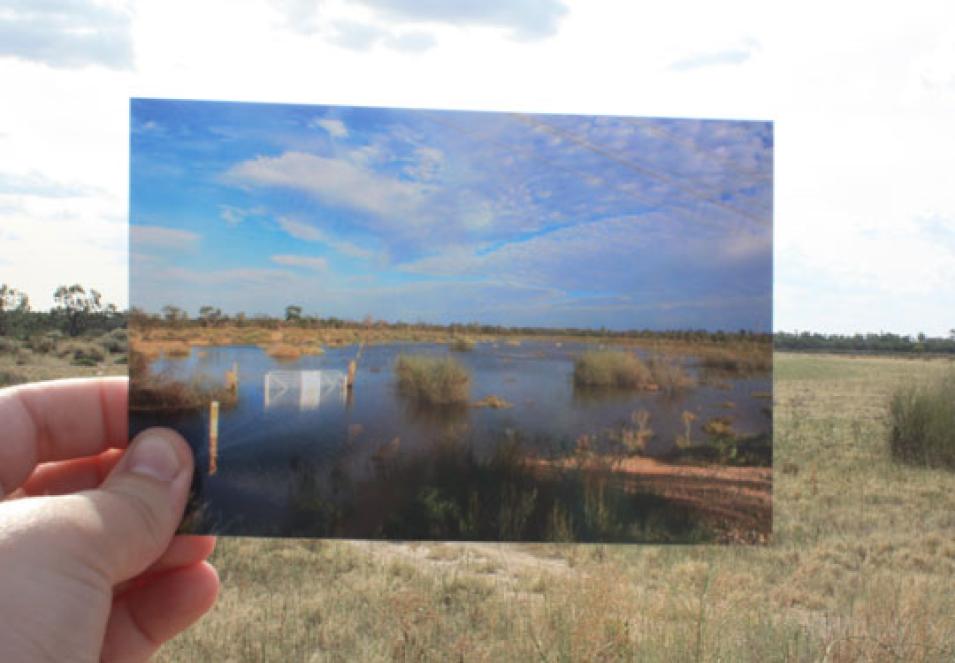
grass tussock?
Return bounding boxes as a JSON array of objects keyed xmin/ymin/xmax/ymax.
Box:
[
  {"xmin": 395, "ymin": 354, "xmax": 471, "ymax": 406},
  {"xmin": 265, "ymin": 343, "xmax": 302, "ymax": 361},
  {"xmin": 449, "ymin": 337, "xmax": 476, "ymax": 352},
  {"xmin": 648, "ymin": 354, "xmax": 695, "ymax": 393},
  {"xmin": 573, "ymin": 351, "xmax": 654, "ymax": 390},
  {"xmin": 472, "ymin": 394, "xmax": 513, "ymax": 409},
  {"xmin": 889, "ymin": 370, "xmax": 955, "ymax": 469}
]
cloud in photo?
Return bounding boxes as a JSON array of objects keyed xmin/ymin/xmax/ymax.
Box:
[
  {"xmin": 271, "ymin": 254, "xmax": 329, "ymax": 271},
  {"xmin": 130, "ymin": 225, "xmax": 200, "ymax": 251}
]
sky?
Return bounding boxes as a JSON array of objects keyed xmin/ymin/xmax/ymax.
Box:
[
  {"xmin": 1, "ymin": 0, "xmax": 953, "ymax": 335},
  {"xmin": 130, "ymin": 99, "xmax": 772, "ymax": 330}
]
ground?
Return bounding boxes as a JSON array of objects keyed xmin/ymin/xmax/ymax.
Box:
[
  {"xmin": 4, "ymin": 350, "xmax": 954, "ymax": 661},
  {"xmin": 156, "ymin": 352, "xmax": 955, "ymax": 662}
]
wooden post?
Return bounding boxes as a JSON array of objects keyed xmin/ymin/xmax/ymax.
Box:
[
  {"xmin": 226, "ymin": 361, "xmax": 238, "ymax": 394},
  {"xmin": 347, "ymin": 360, "xmax": 357, "ymax": 390},
  {"xmin": 209, "ymin": 400, "xmax": 219, "ymax": 476}
]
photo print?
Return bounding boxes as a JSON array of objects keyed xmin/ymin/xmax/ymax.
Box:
[{"xmin": 129, "ymin": 98, "xmax": 773, "ymax": 543}]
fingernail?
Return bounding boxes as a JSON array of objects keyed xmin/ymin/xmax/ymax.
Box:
[{"xmin": 127, "ymin": 432, "xmax": 182, "ymax": 482}]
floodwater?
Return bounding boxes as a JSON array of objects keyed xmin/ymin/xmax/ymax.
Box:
[{"xmin": 130, "ymin": 341, "xmax": 771, "ymax": 538}]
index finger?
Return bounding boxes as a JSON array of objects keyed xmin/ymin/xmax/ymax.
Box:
[{"xmin": 0, "ymin": 377, "xmax": 128, "ymax": 497}]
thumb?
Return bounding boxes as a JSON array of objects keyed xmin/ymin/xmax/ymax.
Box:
[{"xmin": 72, "ymin": 428, "xmax": 195, "ymax": 585}]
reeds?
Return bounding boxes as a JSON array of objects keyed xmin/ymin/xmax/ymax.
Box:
[
  {"xmin": 573, "ymin": 351, "xmax": 654, "ymax": 389},
  {"xmin": 648, "ymin": 354, "xmax": 696, "ymax": 393},
  {"xmin": 395, "ymin": 354, "xmax": 471, "ymax": 406},
  {"xmin": 449, "ymin": 337, "xmax": 476, "ymax": 352},
  {"xmin": 888, "ymin": 370, "xmax": 955, "ymax": 469},
  {"xmin": 129, "ymin": 350, "xmax": 237, "ymax": 413},
  {"xmin": 265, "ymin": 343, "xmax": 302, "ymax": 361}
]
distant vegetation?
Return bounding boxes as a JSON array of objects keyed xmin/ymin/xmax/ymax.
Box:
[
  {"xmin": 888, "ymin": 370, "xmax": 955, "ymax": 470},
  {"xmin": 775, "ymin": 330, "xmax": 955, "ymax": 355},
  {"xmin": 395, "ymin": 355, "xmax": 471, "ymax": 406}
]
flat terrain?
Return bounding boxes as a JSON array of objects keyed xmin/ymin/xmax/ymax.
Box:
[
  {"xmin": 160, "ymin": 352, "xmax": 955, "ymax": 662},
  {"xmin": 4, "ymin": 351, "xmax": 954, "ymax": 661}
]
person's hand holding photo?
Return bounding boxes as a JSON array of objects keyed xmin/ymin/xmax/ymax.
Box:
[{"xmin": 0, "ymin": 377, "xmax": 219, "ymax": 662}]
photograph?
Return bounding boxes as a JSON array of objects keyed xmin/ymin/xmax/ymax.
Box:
[{"xmin": 128, "ymin": 98, "xmax": 773, "ymax": 543}]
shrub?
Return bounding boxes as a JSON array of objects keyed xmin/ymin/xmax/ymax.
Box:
[
  {"xmin": 0, "ymin": 337, "xmax": 20, "ymax": 354},
  {"xmin": 27, "ymin": 334, "xmax": 57, "ymax": 354},
  {"xmin": 395, "ymin": 354, "xmax": 470, "ymax": 406},
  {"xmin": 57, "ymin": 341, "xmax": 106, "ymax": 363},
  {"xmin": 573, "ymin": 351, "xmax": 653, "ymax": 389},
  {"xmin": 98, "ymin": 328, "xmax": 128, "ymax": 354},
  {"xmin": 888, "ymin": 371, "xmax": 955, "ymax": 469},
  {"xmin": 648, "ymin": 355, "xmax": 696, "ymax": 393}
]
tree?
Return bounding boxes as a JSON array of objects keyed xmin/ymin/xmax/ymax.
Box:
[
  {"xmin": 198, "ymin": 305, "xmax": 222, "ymax": 327},
  {"xmin": 54, "ymin": 284, "xmax": 102, "ymax": 337},
  {"xmin": 0, "ymin": 284, "xmax": 29, "ymax": 336},
  {"xmin": 285, "ymin": 305, "xmax": 303, "ymax": 323},
  {"xmin": 161, "ymin": 305, "xmax": 188, "ymax": 327}
]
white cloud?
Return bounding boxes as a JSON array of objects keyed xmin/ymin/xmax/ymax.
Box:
[
  {"xmin": 219, "ymin": 204, "xmax": 264, "ymax": 225},
  {"xmin": 130, "ymin": 225, "xmax": 201, "ymax": 250},
  {"xmin": 227, "ymin": 151, "xmax": 425, "ymax": 219},
  {"xmin": 0, "ymin": 0, "xmax": 134, "ymax": 69},
  {"xmin": 271, "ymin": 254, "xmax": 329, "ymax": 270},
  {"xmin": 276, "ymin": 217, "xmax": 374, "ymax": 259},
  {"xmin": 310, "ymin": 117, "xmax": 349, "ymax": 138}
]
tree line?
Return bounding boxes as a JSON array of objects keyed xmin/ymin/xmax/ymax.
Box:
[
  {"xmin": 774, "ymin": 330, "xmax": 955, "ymax": 355},
  {"xmin": 0, "ymin": 284, "xmax": 126, "ymax": 339},
  {"xmin": 5, "ymin": 283, "xmax": 952, "ymax": 354}
]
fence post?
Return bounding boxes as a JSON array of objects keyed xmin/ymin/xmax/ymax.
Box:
[{"xmin": 209, "ymin": 400, "xmax": 219, "ymax": 475}]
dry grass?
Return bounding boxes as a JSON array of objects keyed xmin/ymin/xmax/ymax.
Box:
[
  {"xmin": 573, "ymin": 350, "xmax": 655, "ymax": 390},
  {"xmin": 888, "ymin": 369, "xmax": 955, "ymax": 469},
  {"xmin": 395, "ymin": 354, "xmax": 471, "ymax": 406},
  {"xmin": 449, "ymin": 337, "xmax": 476, "ymax": 352},
  {"xmin": 695, "ymin": 343, "xmax": 773, "ymax": 374},
  {"xmin": 144, "ymin": 352, "xmax": 955, "ymax": 662},
  {"xmin": 264, "ymin": 343, "xmax": 302, "ymax": 361}
]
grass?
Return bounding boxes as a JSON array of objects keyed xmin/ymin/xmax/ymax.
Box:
[
  {"xmin": 449, "ymin": 337, "xmax": 476, "ymax": 352},
  {"xmin": 573, "ymin": 350, "xmax": 654, "ymax": 389},
  {"xmin": 648, "ymin": 354, "xmax": 696, "ymax": 393},
  {"xmin": 395, "ymin": 354, "xmax": 471, "ymax": 406},
  {"xmin": 128, "ymin": 350, "xmax": 237, "ymax": 413},
  {"xmin": 695, "ymin": 343, "xmax": 772, "ymax": 374},
  {"xmin": 888, "ymin": 369, "xmax": 955, "ymax": 469},
  {"xmin": 149, "ymin": 352, "xmax": 955, "ymax": 662},
  {"xmin": 265, "ymin": 343, "xmax": 302, "ymax": 361}
]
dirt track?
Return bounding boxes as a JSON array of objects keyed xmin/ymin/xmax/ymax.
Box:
[{"xmin": 527, "ymin": 456, "xmax": 772, "ymax": 543}]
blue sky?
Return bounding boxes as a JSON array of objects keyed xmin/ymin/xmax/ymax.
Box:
[{"xmin": 130, "ymin": 99, "xmax": 772, "ymax": 331}]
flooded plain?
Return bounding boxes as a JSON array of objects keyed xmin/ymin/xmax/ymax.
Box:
[{"xmin": 130, "ymin": 340, "xmax": 772, "ymax": 541}]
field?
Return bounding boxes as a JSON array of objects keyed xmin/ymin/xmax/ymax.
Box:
[
  {"xmin": 154, "ymin": 352, "xmax": 952, "ymax": 662},
  {"xmin": 5, "ymin": 349, "xmax": 954, "ymax": 660}
]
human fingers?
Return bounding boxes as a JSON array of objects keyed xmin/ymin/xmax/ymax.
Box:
[
  {"xmin": 50, "ymin": 427, "xmax": 194, "ymax": 584},
  {"xmin": 20, "ymin": 448, "xmax": 124, "ymax": 496},
  {"xmin": 0, "ymin": 377, "xmax": 128, "ymax": 496},
  {"xmin": 115, "ymin": 536, "xmax": 217, "ymax": 596},
  {"xmin": 101, "ymin": 562, "xmax": 220, "ymax": 663}
]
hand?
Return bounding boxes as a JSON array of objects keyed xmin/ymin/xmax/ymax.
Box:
[{"xmin": 0, "ymin": 377, "xmax": 220, "ymax": 662}]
